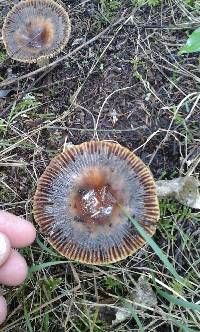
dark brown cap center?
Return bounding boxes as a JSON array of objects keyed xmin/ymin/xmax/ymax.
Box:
[
  {"xmin": 70, "ymin": 167, "xmax": 125, "ymax": 227},
  {"xmin": 74, "ymin": 185, "xmax": 117, "ymax": 224},
  {"xmin": 15, "ymin": 17, "xmax": 54, "ymax": 50}
]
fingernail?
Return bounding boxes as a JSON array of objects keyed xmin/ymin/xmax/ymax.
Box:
[
  {"xmin": 0, "ymin": 233, "xmax": 11, "ymax": 266},
  {"xmin": 0, "ymin": 296, "xmax": 7, "ymax": 325}
]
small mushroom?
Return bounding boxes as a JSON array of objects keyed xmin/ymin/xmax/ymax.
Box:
[
  {"xmin": 2, "ymin": 0, "xmax": 71, "ymax": 64},
  {"xmin": 33, "ymin": 141, "xmax": 160, "ymax": 264}
]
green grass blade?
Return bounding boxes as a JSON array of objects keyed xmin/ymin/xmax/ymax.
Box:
[
  {"xmin": 28, "ymin": 260, "xmax": 67, "ymax": 277},
  {"xmin": 124, "ymin": 211, "xmax": 182, "ymax": 282},
  {"xmin": 130, "ymin": 310, "xmax": 144, "ymax": 332},
  {"xmin": 170, "ymin": 319, "xmax": 199, "ymax": 332},
  {"xmin": 36, "ymin": 236, "xmax": 62, "ymax": 257},
  {"xmin": 178, "ymin": 324, "xmax": 198, "ymax": 332},
  {"xmin": 155, "ymin": 284, "xmax": 200, "ymax": 312},
  {"xmin": 124, "ymin": 302, "xmax": 144, "ymax": 332},
  {"xmin": 24, "ymin": 305, "xmax": 33, "ymax": 332},
  {"xmin": 42, "ymin": 311, "xmax": 50, "ymax": 332}
]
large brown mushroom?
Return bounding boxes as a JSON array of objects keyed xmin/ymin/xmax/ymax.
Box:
[
  {"xmin": 33, "ymin": 141, "xmax": 160, "ymax": 264},
  {"xmin": 2, "ymin": 0, "xmax": 71, "ymax": 63}
]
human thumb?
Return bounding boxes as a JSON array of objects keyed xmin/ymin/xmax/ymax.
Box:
[{"xmin": 0, "ymin": 233, "xmax": 11, "ymax": 266}]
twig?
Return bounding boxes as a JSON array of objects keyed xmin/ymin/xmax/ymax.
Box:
[{"xmin": 94, "ymin": 85, "xmax": 136, "ymax": 140}]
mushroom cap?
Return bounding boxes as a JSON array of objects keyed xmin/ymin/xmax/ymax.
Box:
[
  {"xmin": 33, "ymin": 141, "xmax": 160, "ymax": 265},
  {"xmin": 2, "ymin": 0, "xmax": 71, "ymax": 63}
]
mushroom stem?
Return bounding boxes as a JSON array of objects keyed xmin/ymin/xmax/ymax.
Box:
[
  {"xmin": 156, "ymin": 178, "xmax": 183, "ymax": 197},
  {"xmin": 156, "ymin": 176, "xmax": 200, "ymax": 209}
]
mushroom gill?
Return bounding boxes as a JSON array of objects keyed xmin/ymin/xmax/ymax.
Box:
[
  {"xmin": 2, "ymin": 0, "xmax": 71, "ymax": 63},
  {"xmin": 33, "ymin": 141, "xmax": 160, "ymax": 264}
]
